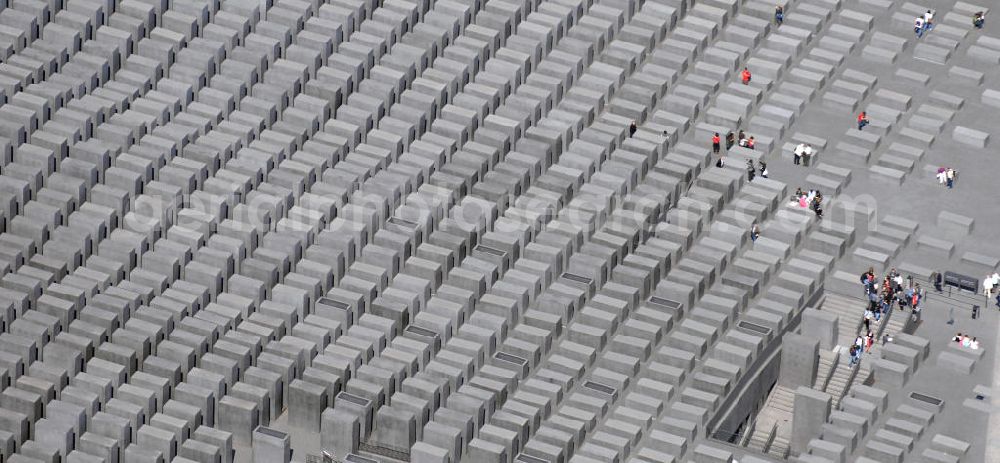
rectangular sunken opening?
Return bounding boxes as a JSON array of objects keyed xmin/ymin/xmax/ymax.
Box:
[
  {"xmin": 495, "ymin": 352, "xmax": 528, "ymax": 367},
  {"xmin": 910, "ymin": 392, "xmax": 943, "ymax": 406},
  {"xmin": 388, "ymin": 216, "xmax": 418, "ymax": 228},
  {"xmin": 737, "ymin": 321, "xmax": 771, "ymax": 336},
  {"xmin": 475, "ymin": 245, "xmax": 507, "ymax": 257},
  {"xmin": 338, "ymin": 392, "xmax": 372, "ymax": 407},
  {"xmin": 405, "ymin": 325, "xmax": 438, "ymax": 339},
  {"xmin": 256, "ymin": 426, "xmax": 286, "ymax": 439},
  {"xmin": 317, "ymin": 297, "xmax": 351, "ymax": 310},
  {"xmin": 584, "ymin": 381, "xmax": 617, "ymax": 396},
  {"xmin": 649, "ymin": 296, "xmax": 682, "ymax": 310},
  {"xmin": 515, "ymin": 454, "xmax": 549, "ymax": 463},
  {"xmin": 562, "ymin": 272, "xmax": 593, "ymax": 285}
]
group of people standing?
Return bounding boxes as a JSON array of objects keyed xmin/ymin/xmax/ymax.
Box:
[
  {"xmin": 935, "ymin": 167, "xmax": 957, "ymax": 189},
  {"xmin": 712, "ymin": 130, "xmax": 756, "ymax": 153},
  {"xmin": 792, "ymin": 188, "xmax": 823, "ymax": 218},
  {"xmin": 863, "ymin": 267, "xmax": 924, "ymax": 314},
  {"xmin": 914, "ymin": 10, "xmax": 934, "ymax": 37},
  {"xmin": 952, "ymin": 333, "xmax": 981, "ymax": 350},
  {"xmin": 983, "ymin": 272, "xmax": 1000, "ymax": 308},
  {"xmin": 851, "ymin": 268, "xmax": 924, "ymax": 365},
  {"xmin": 747, "ymin": 159, "xmax": 767, "ymax": 181},
  {"xmin": 849, "ymin": 332, "xmax": 875, "ymax": 365}
]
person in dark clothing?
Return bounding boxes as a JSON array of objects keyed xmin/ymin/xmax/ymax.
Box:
[
  {"xmin": 759, "ymin": 161, "xmax": 768, "ymax": 178},
  {"xmin": 974, "ymin": 11, "xmax": 985, "ymax": 28},
  {"xmin": 775, "ymin": 5, "xmax": 784, "ymax": 24},
  {"xmin": 629, "ymin": 121, "xmax": 637, "ymax": 137},
  {"xmin": 726, "ymin": 131, "xmax": 736, "ymax": 149},
  {"xmin": 747, "ymin": 160, "xmax": 756, "ymax": 182},
  {"xmin": 931, "ymin": 271, "xmax": 943, "ymax": 292}
]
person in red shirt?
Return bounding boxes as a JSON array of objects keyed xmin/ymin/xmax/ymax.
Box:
[
  {"xmin": 741, "ymin": 67, "xmax": 751, "ymax": 84},
  {"xmin": 712, "ymin": 132, "xmax": 720, "ymax": 153},
  {"xmin": 858, "ymin": 111, "xmax": 869, "ymax": 130},
  {"xmin": 747, "ymin": 136, "xmax": 755, "ymax": 150}
]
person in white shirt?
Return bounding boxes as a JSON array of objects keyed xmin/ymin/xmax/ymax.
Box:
[
  {"xmin": 924, "ymin": 10, "xmax": 934, "ymax": 30},
  {"xmin": 970, "ymin": 337, "xmax": 980, "ymax": 350},
  {"xmin": 915, "ymin": 16, "xmax": 925, "ymax": 37},
  {"xmin": 793, "ymin": 143, "xmax": 806, "ymax": 165}
]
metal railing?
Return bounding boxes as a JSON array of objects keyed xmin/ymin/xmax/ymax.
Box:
[
  {"xmin": 359, "ymin": 442, "xmax": 411, "ymax": 461},
  {"xmin": 763, "ymin": 422, "xmax": 779, "ymax": 454},
  {"xmin": 306, "ymin": 453, "xmax": 338, "ymax": 463},
  {"xmin": 819, "ymin": 350, "xmax": 840, "ymax": 393},
  {"xmin": 837, "ymin": 356, "xmax": 861, "ymax": 406},
  {"xmin": 739, "ymin": 419, "xmax": 758, "ymax": 447}
]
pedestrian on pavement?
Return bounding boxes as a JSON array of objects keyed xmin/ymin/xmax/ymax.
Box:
[
  {"xmin": 974, "ymin": 11, "xmax": 985, "ymax": 29},
  {"xmin": 759, "ymin": 161, "xmax": 768, "ymax": 178},
  {"xmin": 793, "ymin": 143, "xmax": 805, "ymax": 165},
  {"xmin": 712, "ymin": 132, "xmax": 721, "ymax": 153},
  {"xmin": 741, "ymin": 67, "xmax": 752, "ymax": 84},
  {"xmin": 915, "ymin": 16, "xmax": 925, "ymax": 37},
  {"xmin": 857, "ymin": 111, "xmax": 869, "ymax": 130},
  {"xmin": 750, "ymin": 222, "xmax": 760, "ymax": 242},
  {"xmin": 747, "ymin": 159, "xmax": 756, "ymax": 182},
  {"xmin": 924, "ymin": 10, "xmax": 934, "ymax": 31},
  {"xmin": 629, "ymin": 120, "xmax": 637, "ymax": 137},
  {"xmin": 775, "ymin": 5, "xmax": 784, "ymax": 24}
]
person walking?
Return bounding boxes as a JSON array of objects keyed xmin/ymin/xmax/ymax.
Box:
[
  {"xmin": 924, "ymin": 10, "xmax": 934, "ymax": 31},
  {"xmin": 759, "ymin": 161, "xmax": 768, "ymax": 178},
  {"xmin": 725, "ymin": 131, "xmax": 735, "ymax": 149},
  {"xmin": 915, "ymin": 15, "xmax": 925, "ymax": 37},
  {"xmin": 741, "ymin": 67, "xmax": 752, "ymax": 84},
  {"xmin": 746, "ymin": 159, "xmax": 756, "ymax": 182},
  {"xmin": 775, "ymin": 5, "xmax": 784, "ymax": 24},
  {"xmin": 712, "ymin": 132, "xmax": 721, "ymax": 154},
  {"xmin": 857, "ymin": 111, "xmax": 869, "ymax": 130},
  {"xmin": 629, "ymin": 120, "xmax": 637, "ymax": 137},
  {"xmin": 750, "ymin": 223, "xmax": 760, "ymax": 242},
  {"xmin": 946, "ymin": 168, "xmax": 956, "ymax": 188},
  {"xmin": 974, "ymin": 11, "xmax": 985, "ymax": 29}
]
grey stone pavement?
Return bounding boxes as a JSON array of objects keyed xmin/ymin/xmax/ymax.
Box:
[{"xmin": 717, "ymin": 0, "xmax": 1000, "ymax": 459}]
